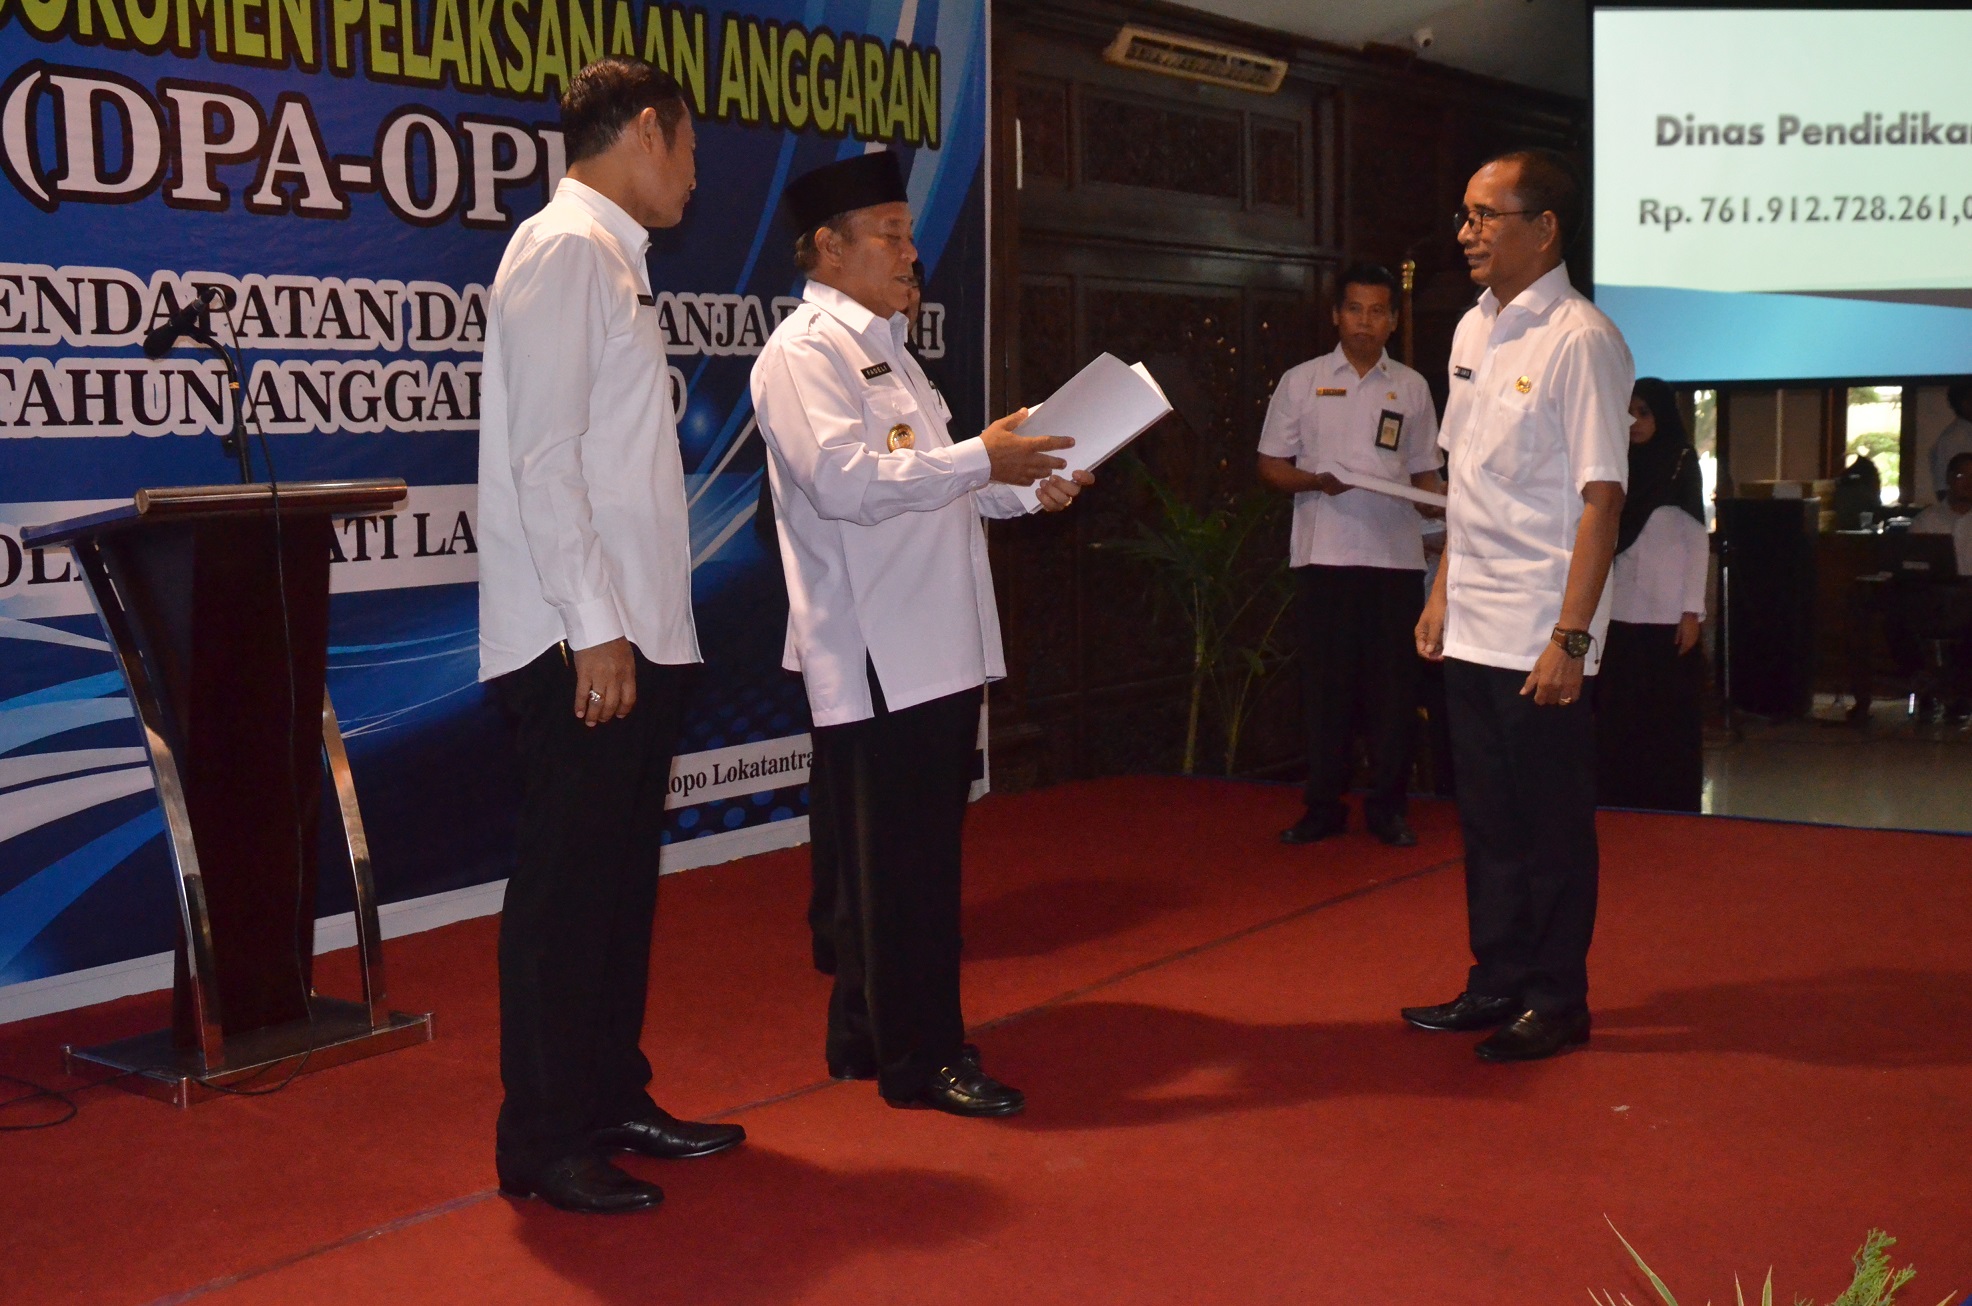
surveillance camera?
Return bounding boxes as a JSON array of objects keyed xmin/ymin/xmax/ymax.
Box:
[{"xmin": 1412, "ymin": 26, "xmax": 1435, "ymax": 50}]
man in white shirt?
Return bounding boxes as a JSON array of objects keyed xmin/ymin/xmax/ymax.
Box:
[
  {"xmin": 477, "ymin": 58, "xmax": 742, "ymax": 1214},
  {"xmin": 751, "ymin": 151, "xmax": 1089, "ymax": 1118},
  {"xmin": 1258, "ymin": 262, "xmax": 1443, "ymax": 848},
  {"xmin": 1914, "ymin": 451, "xmax": 1972, "ymax": 573},
  {"xmin": 1405, "ymin": 149, "xmax": 1634, "ymax": 1063}
]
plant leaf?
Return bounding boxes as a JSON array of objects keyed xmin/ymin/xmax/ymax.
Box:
[{"xmin": 1608, "ymin": 1218, "xmax": 1681, "ymax": 1306}]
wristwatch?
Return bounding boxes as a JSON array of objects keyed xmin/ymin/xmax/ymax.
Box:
[{"xmin": 1551, "ymin": 626, "xmax": 1593, "ymax": 659}]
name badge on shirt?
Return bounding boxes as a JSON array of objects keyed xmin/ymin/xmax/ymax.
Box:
[
  {"xmin": 1316, "ymin": 387, "xmax": 1348, "ymax": 397},
  {"xmin": 861, "ymin": 362, "xmax": 892, "ymax": 380},
  {"xmin": 1376, "ymin": 410, "xmax": 1404, "ymax": 451},
  {"xmin": 1453, "ymin": 366, "xmax": 1474, "ymax": 381}
]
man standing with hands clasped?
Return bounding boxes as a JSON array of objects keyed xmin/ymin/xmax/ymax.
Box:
[
  {"xmin": 1403, "ymin": 149, "xmax": 1634, "ymax": 1062},
  {"xmin": 478, "ymin": 58, "xmax": 744, "ymax": 1214},
  {"xmin": 752, "ymin": 151, "xmax": 1092, "ymax": 1118},
  {"xmin": 1258, "ymin": 262, "xmax": 1443, "ymax": 850}
]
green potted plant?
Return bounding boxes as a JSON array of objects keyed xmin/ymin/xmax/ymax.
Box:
[{"xmin": 1096, "ymin": 463, "xmax": 1294, "ymax": 776}]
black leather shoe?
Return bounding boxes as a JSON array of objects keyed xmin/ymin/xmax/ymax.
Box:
[
  {"xmin": 498, "ymin": 1154, "xmax": 663, "ymax": 1214},
  {"xmin": 1400, "ymin": 992, "xmax": 1518, "ymax": 1032},
  {"xmin": 831, "ymin": 1042, "xmax": 978, "ymax": 1082},
  {"xmin": 1280, "ymin": 811, "xmax": 1347, "ymax": 845},
  {"xmin": 1475, "ymin": 1009, "xmax": 1591, "ymax": 1062},
  {"xmin": 885, "ymin": 1061, "xmax": 1024, "ymax": 1117},
  {"xmin": 592, "ymin": 1109, "xmax": 745, "ymax": 1160},
  {"xmin": 1367, "ymin": 814, "xmax": 1418, "ymax": 847}
]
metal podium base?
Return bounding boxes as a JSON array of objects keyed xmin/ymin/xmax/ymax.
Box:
[{"xmin": 63, "ymin": 997, "xmax": 433, "ymax": 1109}]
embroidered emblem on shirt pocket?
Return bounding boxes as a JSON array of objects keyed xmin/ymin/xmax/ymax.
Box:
[{"xmin": 863, "ymin": 387, "xmax": 923, "ymax": 450}]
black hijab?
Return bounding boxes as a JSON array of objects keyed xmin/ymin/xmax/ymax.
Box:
[{"xmin": 1618, "ymin": 377, "xmax": 1706, "ymax": 555}]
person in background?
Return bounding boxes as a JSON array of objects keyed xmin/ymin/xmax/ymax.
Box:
[
  {"xmin": 1595, "ymin": 378, "xmax": 1709, "ymax": 813},
  {"xmin": 1913, "ymin": 451, "xmax": 1972, "ymax": 574},
  {"xmin": 1256, "ymin": 262, "xmax": 1443, "ymax": 848},
  {"xmin": 1930, "ymin": 384, "xmax": 1972, "ymax": 502},
  {"xmin": 1909, "ymin": 451, "xmax": 1972, "ymax": 719}
]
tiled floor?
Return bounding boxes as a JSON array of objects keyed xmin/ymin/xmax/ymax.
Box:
[{"xmin": 1703, "ymin": 696, "xmax": 1972, "ymax": 833}]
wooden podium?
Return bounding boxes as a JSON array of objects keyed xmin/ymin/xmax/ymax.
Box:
[{"xmin": 23, "ymin": 482, "xmax": 433, "ymax": 1106}]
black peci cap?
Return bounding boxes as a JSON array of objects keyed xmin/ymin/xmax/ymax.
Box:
[{"xmin": 784, "ymin": 151, "xmax": 909, "ymax": 235}]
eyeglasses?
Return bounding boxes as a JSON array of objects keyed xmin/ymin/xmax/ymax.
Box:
[{"xmin": 1453, "ymin": 207, "xmax": 1538, "ymax": 234}]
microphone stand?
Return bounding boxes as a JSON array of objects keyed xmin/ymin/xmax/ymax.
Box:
[
  {"xmin": 159, "ymin": 293, "xmax": 254, "ymax": 484},
  {"xmin": 199, "ymin": 333, "xmax": 255, "ymax": 485}
]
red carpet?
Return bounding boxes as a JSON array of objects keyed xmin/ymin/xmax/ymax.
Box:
[{"xmin": 2, "ymin": 777, "xmax": 1969, "ymax": 1304}]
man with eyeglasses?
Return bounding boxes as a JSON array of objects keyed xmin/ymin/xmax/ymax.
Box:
[
  {"xmin": 1257, "ymin": 262, "xmax": 1444, "ymax": 848},
  {"xmin": 1403, "ymin": 148, "xmax": 1634, "ymax": 1063}
]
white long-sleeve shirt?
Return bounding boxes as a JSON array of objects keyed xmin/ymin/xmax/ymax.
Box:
[
  {"xmin": 1439, "ymin": 263, "xmax": 1634, "ymax": 674},
  {"xmin": 1610, "ymin": 506, "xmax": 1708, "ymax": 625},
  {"xmin": 476, "ymin": 178, "xmax": 700, "ymax": 682},
  {"xmin": 751, "ymin": 281, "xmax": 1029, "ymax": 726}
]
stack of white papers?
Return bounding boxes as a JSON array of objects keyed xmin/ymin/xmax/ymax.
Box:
[{"xmin": 1008, "ymin": 353, "xmax": 1173, "ymax": 511}]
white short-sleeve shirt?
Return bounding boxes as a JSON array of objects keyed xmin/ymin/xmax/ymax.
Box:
[
  {"xmin": 1438, "ymin": 264, "xmax": 1635, "ymax": 674},
  {"xmin": 1257, "ymin": 347, "xmax": 1441, "ymax": 570}
]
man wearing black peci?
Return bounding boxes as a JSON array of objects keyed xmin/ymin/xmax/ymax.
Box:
[
  {"xmin": 752, "ymin": 151, "xmax": 1090, "ymax": 1116},
  {"xmin": 477, "ymin": 58, "xmax": 744, "ymax": 1214}
]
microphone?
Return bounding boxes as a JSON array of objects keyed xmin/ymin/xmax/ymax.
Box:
[{"xmin": 142, "ymin": 287, "xmax": 219, "ymax": 359}]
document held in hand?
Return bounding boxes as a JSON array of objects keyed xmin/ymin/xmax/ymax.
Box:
[
  {"xmin": 1008, "ymin": 353, "xmax": 1173, "ymax": 511},
  {"xmin": 1333, "ymin": 473, "xmax": 1448, "ymax": 509}
]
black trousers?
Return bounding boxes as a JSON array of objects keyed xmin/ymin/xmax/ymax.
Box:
[
  {"xmin": 1444, "ymin": 657, "xmax": 1599, "ymax": 1016},
  {"xmin": 1295, "ymin": 564, "xmax": 1425, "ymax": 822},
  {"xmin": 1596, "ymin": 620, "xmax": 1704, "ymax": 813},
  {"xmin": 490, "ymin": 645, "xmax": 691, "ymax": 1174},
  {"xmin": 812, "ymin": 671, "xmax": 982, "ymax": 1100},
  {"xmin": 805, "ymin": 742, "xmax": 839, "ymax": 966}
]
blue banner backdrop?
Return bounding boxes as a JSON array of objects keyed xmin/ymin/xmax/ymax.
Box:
[{"xmin": 0, "ymin": 0, "xmax": 988, "ymax": 1007}]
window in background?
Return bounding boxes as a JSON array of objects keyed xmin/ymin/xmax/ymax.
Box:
[
  {"xmin": 1690, "ymin": 388, "xmax": 1719, "ymax": 528},
  {"xmin": 1846, "ymin": 386, "xmax": 1902, "ymax": 505}
]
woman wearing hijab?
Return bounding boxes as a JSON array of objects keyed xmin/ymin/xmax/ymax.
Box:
[{"xmin": 1596, "ymin": 378, "xmax": 1710, "ymax": 811}]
